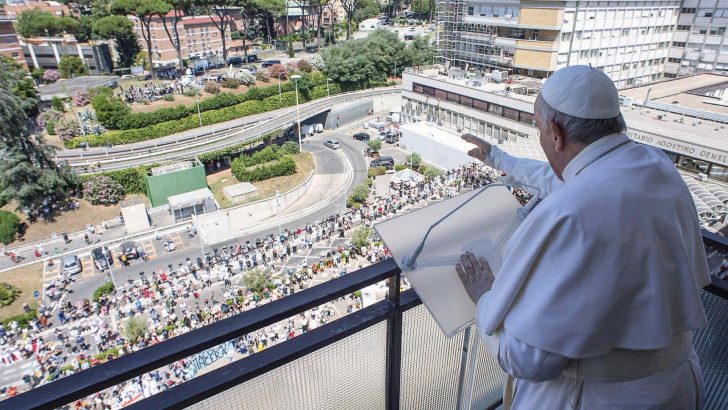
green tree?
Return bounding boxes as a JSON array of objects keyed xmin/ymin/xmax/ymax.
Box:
[
  {"xmin": 0, "ymin": 211, "xmax": 21, "ymax": 245},
  {"xmin": 58, "ymin": 55, "xmax": 89, "ymax": 78},
  {"xmin": 111, "ymin": 0, "xmax": 171, "ymax": 79},
  {"xmin": 0, "ymin": 57, "xmax": 39, "ymax": 116},
  {"xmin": 202, "ymin": 0, "xmax": 236, "ymax": 62},
  {"xmin": 340, "ymin": 0, "xmax": 363, "ymax": 39},
  {"xmin": 93, "ymin": 15, "xmax": 141, "ymax": 69},
  {"xmin": 123, "ymin": 316, "xmax": 148, "ymax": 341},
  {"xmin": 157, "ymin": 0, "xmax": 190, "ymax": 71},
  {"xmin": 407, "ymin": 151, "xmax": 421, "ymax": 168},
  {"xmin": 15, "ymin": 9, "xmax": 79, "ymax": 37},
  {"xmin": 242, "ymin": 268, "xmax": 272, "ymax": 293},
  {"xmin": 0, "ymin": 84, "xmax": 78, "ymax": 215},
  {"xmin": 287, "ymin": 40, "xmax": 295, "ymax": 58},
  {"xmin": 353, "ymin": 0, "xmax": 379, "ymax": 22},
  {"xmin": 51, "ymin": 96, "xmax": 65, "ymax": 112},
  {"xmin": 310, "ymin": 0, "xmax": 332, "ymax": 51},
  {"xmin": 368, "ymin": 138, "xmax": 381, "ymax": 152},
  {"xmin": 348, "ymin": 182, "xmax": 369, "ymax": 206}
]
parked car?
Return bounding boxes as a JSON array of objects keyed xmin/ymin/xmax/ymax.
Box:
[
  {"xmin": 227, "ymin": 56, "xmax": 244, "ymax": 66},
  {"xmin": 408, "ymin": 27, "xmax": 416, "ymax": 32},
  {"xmin": 91, "ymin": 246, "xmax": 113, "ymax": 271},
  {"xmin": 370, "ymin": 156, "xmax": 395, "ymax": 169},
  {"xmin": 301, "ymin": 124, "xmax": 315, "ymax": 137},
  {"xmin": 119, "ymin": 241, "xmax": 139, "ymax": 260},
  {"xmin": 314, "ymin": 123, "xmax": 324, "ymax": 133},
  {"xmin": 324, "ymin": 139, "xmax": 341, "ymax": 149},
  {"xmin": 246, "ymin": 54, "xmax": 258, "ymax": 62},
  {"xmin": 61, "ymin": 255, "xmax": 82, "ymax": 275},
  {"xmin": 261, "ymin": 59, "xmax": 281, "ymax": 68},
  {"xmin": 353, "ymin": 132, "xmax": 371, "ymax": 142},
  {"xmin": 244, "ymin": 64, "xmax": 257, "ymax": 75},
  {"xmin": 384, "ymin": 131, "xmax": 399, "ymax": 144},
  {"xmin": 404, "ymin": 32, "xmax": 415, "ymax": 40}
]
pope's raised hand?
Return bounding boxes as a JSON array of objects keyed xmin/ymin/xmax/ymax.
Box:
[
  {"xmin": 461, "ymin": 133, "xmax": 491, "ymax": 163},
  {"xmin": 455, "ymin": 251, "xmax": 495, "ymax": 304}
]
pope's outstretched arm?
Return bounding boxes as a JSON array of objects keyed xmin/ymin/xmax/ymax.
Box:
[{"xmin": 462, "ymin": 134, "xmax": 561, "ymax": 198}]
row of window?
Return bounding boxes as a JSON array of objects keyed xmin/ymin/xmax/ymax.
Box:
[
  {"xmin": 411, "ymin": 83, "xmax": 535, "ymax": 126},
  {"xmin": 565, "ymin": 8, "xmax": 674, "ymax": 23},
  {"xmin": 466, "ymin": 5, "xmax": 519, "ymax": 20},
  {"xmin": 681, "ymin": 8, "xmax": 728, "ymax": 18}
]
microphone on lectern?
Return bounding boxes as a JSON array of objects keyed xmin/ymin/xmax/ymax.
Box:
[{"xmin": 400, "ymin": 181, "xmax": 542, "ymax": 272}]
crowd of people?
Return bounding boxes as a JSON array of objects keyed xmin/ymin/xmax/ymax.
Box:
[
  {"xmin": 0, "ymin": 161, "xmax": 520, "ymax": 408},
  {"xmin": 118, "ymin": 82, "xmax": 189, "ymax": 104}
]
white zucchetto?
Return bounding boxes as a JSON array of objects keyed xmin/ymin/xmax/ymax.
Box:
[{"xmin": 540, "ymin": 65, "xmax": 621, "ymax": 119}]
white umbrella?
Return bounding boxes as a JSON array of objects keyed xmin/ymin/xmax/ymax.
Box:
[{"xmin": 391, "ymin": 169, "xmax": 424, "ymax": 184}]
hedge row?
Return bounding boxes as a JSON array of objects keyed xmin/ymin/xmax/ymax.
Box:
[
  {"xmin": 236, "ymin": 145, "xmax": 282, "ymax": 168},
  {"xmin": 82, "ymin": 165, "xmax": 151, "ymax": 194},
  {"xmin": 67, "ymin": 91, "xmax": 302, "ymax": 148},
  {"xmin": 96, "ymin": 72, "xmax": 330, "ymax": 131},
  {"xmin": 2, "ymin": 309, "xmax": 37, "ymax": 329},
  {"xmin": 197, "ymin": 129, "xmax": 283, "ymax": 164},
  {"xmin": 232, "ymin": 155, "xmax": 297, "ymax": 182}
]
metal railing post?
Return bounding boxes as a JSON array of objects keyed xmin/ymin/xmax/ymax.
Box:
[{"xmin": 385, "ymin": 272, "xmax": 402, "ymax": 410}]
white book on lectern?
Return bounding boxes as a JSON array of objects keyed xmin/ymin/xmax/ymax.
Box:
[{"xmin": 375, "ymin": 185, "xmax": 522, "ymax": 338}]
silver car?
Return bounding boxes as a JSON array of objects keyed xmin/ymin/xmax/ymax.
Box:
[
  {"xmin": 324, "ymin": 139, "xmax": 341, "ymax": 149},
  {"xmin": 62, "ymin": 255, "xmax": 82, "ymax": 275}
]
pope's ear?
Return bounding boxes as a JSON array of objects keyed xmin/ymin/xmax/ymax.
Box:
[{"xmin": 548, "ymin": 120, "xmax": 567, "ymax": 152}]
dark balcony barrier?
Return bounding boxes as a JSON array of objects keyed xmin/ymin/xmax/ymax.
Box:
[{"xmin": 4, "ymin": 232, "xmax": 728, "ymax": 410}]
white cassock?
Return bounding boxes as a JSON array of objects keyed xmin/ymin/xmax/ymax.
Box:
[{"xmin": 476, "ymin": 132, "xmax": 710, "ymax": 409}]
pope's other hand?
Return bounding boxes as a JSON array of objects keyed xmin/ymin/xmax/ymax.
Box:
[
  {"xmin": 462, "ymin": 133, "xmax": 491, "ymax": 162},
  {"xmin": 455, "ymin": 251, "xmax": 495, "ymax": 304}
]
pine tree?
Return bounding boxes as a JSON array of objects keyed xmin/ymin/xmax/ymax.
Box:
[{"xmin": 0, "ymin": 86, "xmax": 78, "ymax": 216}]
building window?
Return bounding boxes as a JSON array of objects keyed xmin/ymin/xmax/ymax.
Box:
[
  {"xmin": 488, "ymin": 104, "xmax": 502, "ymax": 116},
  {"xmin": 681, "ymin": 8, "xmax": 696, "ymax": 14},
  {"xmin": 413, "ymin": 83, "xmax": 424, "ymax": 93},
  {"xmin": 673, "ymin": 42, "xmax": 686, "ymax": 47},
  {"xmin": 702, "ymin": 10, "xmax": 714, "ymax": 17},
  {"xmin": 519, "ymin": 112, "xmax": 535, "ymax": 125},
  {"xmin": 676, "ymin": 25, "xmax": 690, "ymax": 31},
  {"xmin": 503, "ymin": 107, "xmax": 520, "ymax": 122},
  {"xmin": 446, "ymin": 92, "xmax": 459, "ymax": 103},
  {"xmin": 473, "ymin": 99, "xmax": 488, "ymax": 112},
  {"xmin": 460, "ymin": 96, "xmax": 473, "ymax": 108},
  {"xmin": 668, "ymin": 57, "xmax": 681, "ymax": 63},
  {"xmin": 468, "ymin": 6, "xmax": 473, "ymax": 16},
  {"xmin": 435, "ymin": 89, "xmax": 447, "ymax": 100}
]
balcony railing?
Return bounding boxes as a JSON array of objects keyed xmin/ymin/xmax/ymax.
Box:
[{"xmin": 4, "ymin": 233, "xmax": 728, "ymax": 409}]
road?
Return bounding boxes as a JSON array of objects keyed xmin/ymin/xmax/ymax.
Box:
[
  {"xmin": 64, "ymin": 130, "xmax": 369, "ymax": 302},
  {"xmin": 58, "ymin": 88, "xmax": 399, "ymax": 172}
]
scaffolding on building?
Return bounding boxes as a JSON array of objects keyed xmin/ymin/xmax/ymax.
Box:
[{"xmin": 435, "ymin": 0, "xmax": 513, "ymax": 74}]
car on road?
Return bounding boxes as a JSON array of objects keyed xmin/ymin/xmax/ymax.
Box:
[
  {"xmin": 353, "ymin": 132, "xmax": 371, "ymax": 142},
  {"xmin": 370, "ymin": 156, "xmax": 395, "ymax": 169},
  {"xmin": 91, "ymin": 246, "xmax": 113, "ymax": 271},
  {"xmin": 119, "ymin": 241, "xmax": 139, "ymax": 259},
  {"xmin": 324, "ymin": 139, "xmax": 341, "ymax": 149},
  {"xmin": 227, "ymin": 56, "xmax": 244, "ymax": 66},
  {"xmin": 408, "ymin": 27, "xmax": 416, "ymax": 32},
  {"xmin": 245, "ymin": 54, "xmax": 258, "ymax": 62},
  {"xmin": 404, "ymin": 32, "xmax": 415, "ymax": 40},
  {"xmin": 61, "ymin": 255, "xmax": 82, "ymax": 275},
  {"xmin": 384, "ymin": 131, "xmax": 399, "ymax": 144},
  {"xmin": 261, "ymin": 59, "xmax": 281, "ymax": 68}
]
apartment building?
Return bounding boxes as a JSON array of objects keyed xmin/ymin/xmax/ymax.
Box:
[
  {"xmin": 3, "ymin": 0, "xmax": 69, "ymax": 17},
  {"xmin": 436, "ymin": 0, "xmax": 681, "ymax": 87},
  {"xmin": 21, "ymin": 35, "xmax": 112, "ymax": 74},
  {"xmin": 0, "ymin": 8, "xmax": 26, "ymax": 68},
  {"xmin": 666, "ymin": 1, "xmax": 728, "ymax": 76},
  {"xmin": 129, "ymin": 11, "xmax": 251, "ymax": 69}
]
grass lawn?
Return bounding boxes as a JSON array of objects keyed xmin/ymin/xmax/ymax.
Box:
[
  {"xmin": 207, "ymin": 152, "xmax": 314, "ymax": 208},
  {"xmin": 0, "ymin": 263, "xmax": 43, "ymax": 321},
  {"xmin": 2, "ymin": 194, "xmax": 149, "ymax": 245}
]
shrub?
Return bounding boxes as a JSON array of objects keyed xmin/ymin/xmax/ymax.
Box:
[
  {"xmin": 232, "ymin": 155, "xmax": 297, "ymax": 182},
  {"xmin": 351, "ymin": 227, "xmax": 371, "ymax": 252},
  {"xmin": 46, "ymin": 120, "xmax": 57, "ymax": 135},
  {"xmin": 92, "ymin": 95, "xmax": 131, "ymax": 129},
  {"xmin": 72, "ymin": 90, "xmax": 90, "ymax": 106},
  {"xmin": 163, "ymin": 94, "xmax": 174, "ymax": 102},
  {"xmin": 394, "ymin": 164, "xmax": 407, "ymax": 171},
  {"xmin": 42, "ymin": 69, "xmax": 60, "ymax": 83},
  {"xmin": 197, "ymin": 129, "xmax": 282, "ymax": 164},
  {"xmin": 407, "ymin": 152, "xmax": 422, "ymax": 168},
  {"xmin": 0, "ymin": 283, "xmax": 20, "ymax": 307},
  {"xmin": 1, "ymin": 309, "xmax": 37, "ymax": 329},
  {"xmin": 183, "ymin": 88, "xmax": 197, "ymax": 97},
  {"xmin": 83, "ymin": 175, "xmax": 125, "ymax": 205},
  {"xmin": 221, "ymin": 78, "xmax": 240, "ymax": 89},
  {"xmin": 53, "ymin": 117, "xmax": 81, "ymax": 141},
  {"xmin": 58, "ymin": 55, "xmax": 88, "ymax": 78},
  {"xmin": 204, "ymin": 81, "xmax": 221, "ymax": 94},
  {"xmin": 242, "ymin": 268, "xmax": 274, "ymax": 294},
  {"xmin": 37, "ymin": 109, "xmax": 63, "ymax": 129},
  {"xmin": 0, "ymin": 209, "xmax": 21, "ymax": 244},
  {"xmin": 92, "ymin": 282, "xmax": 115, "ymax": 302},
  {"xmin": 287, "ymin": 41, "xmax": 294, "ymax": 58},
  {"xmin": 235, "ymin": 145, "xmax": 281, "ymax": 167},
  {"xmin": 423, "ymin": 166, "xmax": 443, "ymax": 179},
  {"xmin": 255, "ymin": 70, "xmax": 270, "ymax": 82},
  {"xmin": 297, "ymin": 60, "xmax": 313, "ymax": 73},
  {"xmin": 51, "ymin": 96, "xmax": 65, "ymax": 112},
  {"xmin": 307, "ymin": 54, "xmax": 325, "ymax": 71},
  {"xmin": 286, "ymin": 61, "xmax": 299, "ymax": 72},
  {"xmin": 116, "ymin": 105, "xmax": 188, "ymax": 130},
  {"xmin": 280, "ymin": 141, "xmax": 299, "ymax": 155},
  {"xmin": 123, "ymin": 316, "xmax": 147, "ymax": 342},
  {"xmin": 31, "ymin": 68, "xmax": 45, "ymax": 81},
  {"xmin": 368, "ymin": 139, "xmax": 382, "ymax": 152},
  {"xmin": 268, "ymin": 64, "xmax": 287, "ymax": 81},
  {"xmin": 347, "ymin": 182, "xmax": 369, "ymax": 207}
]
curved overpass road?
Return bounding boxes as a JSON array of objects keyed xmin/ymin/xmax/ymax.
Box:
[{"xmin": 60, "ymin": 87, "xmax": 399, "ymax": 172}]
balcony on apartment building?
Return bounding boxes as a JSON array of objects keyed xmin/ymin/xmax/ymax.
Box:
[{"xmin": 4, "ymin": 232, "xmax": 728, "ymax": 409}]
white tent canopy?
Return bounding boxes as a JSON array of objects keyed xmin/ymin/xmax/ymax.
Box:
[{"xmin": 391, "ymin": 169, "xmax": 424, "ymax": 184}]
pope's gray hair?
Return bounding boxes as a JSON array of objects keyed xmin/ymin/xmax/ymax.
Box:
[{"xmin": 534, "ymin": 94, "xmax": 626, "ymax": 145}]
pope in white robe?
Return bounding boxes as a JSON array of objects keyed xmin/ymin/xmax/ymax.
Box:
[{"xmin": 455, "ymin": 66, "xmax": 710, "ymax": 409}]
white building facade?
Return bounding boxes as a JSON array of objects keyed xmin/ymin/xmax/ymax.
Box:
[
  {"xmin": 666, "ymin": 1, "xmax": 728, "ymax": 76},
  {"xmin": 437, "ymin": 0, "xmax": 681, "ymax": 87}
]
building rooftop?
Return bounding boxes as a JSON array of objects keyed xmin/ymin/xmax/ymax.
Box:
[
  {"xmin": 36, "ymin": 76, "xmax": 119, "ymax": 101},
  {"xmin": 149, "ymin": 160, "xmax": 196, "ymax": 176},
  {"xmin": 619, "ymin": 74, "xmax": 728, "ymax": 115}
]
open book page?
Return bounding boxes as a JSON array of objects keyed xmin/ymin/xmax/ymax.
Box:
[{"xmin": 375, "ymin": 185, "xmax": 522, "ymax": 337}]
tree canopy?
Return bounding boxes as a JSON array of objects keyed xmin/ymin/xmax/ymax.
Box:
[
  {"xmin": 93, "ymin": 15, "xmax": 141, "ymax": 68},
  {"xmin": 15, "ymin": 9, "xmax": 82, "ymax": 38},
  {"xmin": 0, "ymin": 57, "xmax": 38, "ymax": 116}
]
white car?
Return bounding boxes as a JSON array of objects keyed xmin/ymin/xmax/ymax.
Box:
[
  {"xmin": 408, "ymin": 27, "xmax": 416, "ymax": 32},
  {"xmin": 324, "ymin": 139, "xmax": 341, "ymax": 149},
  {"xmin": 62, "ymin": 255, "xmax": 82, "ymax": 275}
]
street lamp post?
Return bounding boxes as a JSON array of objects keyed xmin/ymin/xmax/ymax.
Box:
[
  {"xmin": 194, "ymin": 87, "xmax": 203, "ymax": 127},
  {"xmin": 326, "ymin": 77, "xmax": 331, "ymax": 97},
  {"xmin": 102, "ymin": 248, "xmax": 118, "ymax": 290},
  {"xmin": 394, "ymin": 58, "xmax": 397, "ymax": 81},
  {"xmin": 291, "ymin": 74, "xmax": 302, "ymax": 152},
  {"xmin": 278, "ymin": 73, "xmax": 285, "ymax": 106}
]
